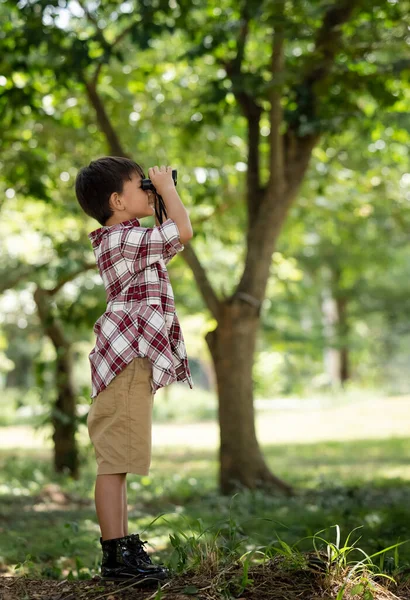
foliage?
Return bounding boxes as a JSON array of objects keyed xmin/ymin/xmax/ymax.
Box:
[
  {"xmin": 2, "ymin": 438, "xmax": 410, "ymax": 600},
  {"xmin": 0, "ymin": 1, "xmax": 410, "ymax": 478}
]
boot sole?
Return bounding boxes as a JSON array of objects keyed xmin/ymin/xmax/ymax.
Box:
[{"xmin": 101, "ymin": 573, "xmax": 169, "ymax": 585}]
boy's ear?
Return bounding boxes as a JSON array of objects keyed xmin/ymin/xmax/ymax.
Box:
[{"xmin": 109, "ymin": 191, "xmax": 122, "ymax": 211}]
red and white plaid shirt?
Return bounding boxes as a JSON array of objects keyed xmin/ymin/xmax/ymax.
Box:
[{"xmin": 87, "ymin": 217, "xmax": 194, "ymax": 399}]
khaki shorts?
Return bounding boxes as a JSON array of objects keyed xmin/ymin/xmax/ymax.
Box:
[{"xmin": 87, "ymin": 357, "xmax": 154, "ymax": 476}]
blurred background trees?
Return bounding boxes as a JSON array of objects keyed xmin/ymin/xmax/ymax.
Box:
[{"xmin": 0, "ymin": 0, "xmax": 409, "ymax": 491}]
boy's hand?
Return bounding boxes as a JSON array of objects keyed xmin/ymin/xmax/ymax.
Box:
[{"xmin": 148, "ymin": 165, "xmax": 175, "ymax": 196}]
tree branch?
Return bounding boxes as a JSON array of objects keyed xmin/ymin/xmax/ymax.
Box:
[
  {"xmin": 35, "ymin": 263, "xmax": 99, "ymax": 346},
  {"xmin": 290, "ymin": 0, "xmax": 361, "ymax": 140},
  {"xmin": 92, "ymin": 62, "xmax": 104, "ymax": 88},
  {"xmin": 91, "ymin": 20, "xmax": 143, "ymax": 86},
  {"xmin": 284, "ymin": 133, "xmax": 318, "ymax": 199},
  {"xmin": 231, "ymin": 6, "xmax": 249, "ymax": 74},
  {"xmin": 77, "ymin": 0, "xmax": 142, "ymax": 86},
  {"xmin": 47, "ymin": 263, "xmax": 96, "ymax": 296},
  {"xmin": 223, "ymin": 6, "xmax": 262, "ymax": 227},
  {"xmin": 112, "ymin": 21, "xmax": 140, "ymax": 48},
  {"xmin": 303, "ymin": 0, "xmax": 361, "ymax": 88},
  {"xmin": 284, "ymin": 0, "xmax": 361, "ymax": 189},
  {"xmin": 0, "ymin": 261, "xmax": 49, "ymax": 294},
  {"xmin": 34, "ymin": 287, "xmax": 69, "ymax": 349},
  {"xmin": 82, "ymin": 77, "xmax": 128, "ymax": 156},
  {"xmin": 77, "ymin": 0, "xmax": 109, "ymax": 49},
  {"xmin": 269, "ymin": 1, "xmax": 285, "ymax": 195},
  {"xmin": 0, "ymin": 261, "xmax": 96, "ymax": 297},
  {"xmin": 181, "ymin": 242, "xmax": 222, "ymax": 322},
  {"xmin": 238, "ymin": 94, "xmax": 262, "ymax": 225},
  {"xmin": 78, "ymin": 4, "xmax": 130, "ymax": 156},
  {"xmin": 230, "ymin": 1, "xmax": 361, "ymax": 310}
]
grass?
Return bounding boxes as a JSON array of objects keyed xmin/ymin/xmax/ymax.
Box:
[
  {"xmin": 1, "ymin": 392, "xmax": 410, "ymax": 598},
  {"xmin": 1, "ymin": 437, "xmax": 410, "ymax": 574}
]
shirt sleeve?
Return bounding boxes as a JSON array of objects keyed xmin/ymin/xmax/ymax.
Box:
[{"xmin": 120, "ymin": 218, "xmax": 184, "ymax": 273}]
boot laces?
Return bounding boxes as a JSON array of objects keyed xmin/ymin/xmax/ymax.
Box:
[{"xmin": 128, "ymin": 534, "xmax": 153, "ymax": 564}]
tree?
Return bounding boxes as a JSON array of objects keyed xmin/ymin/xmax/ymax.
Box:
[
  {"xmin": 274, "ymin": 121, "xmax": 410, "ymax": 388},
  {"xmin": 0, "ymin": 247, "xmax": 95, "ymax": 476},
  {"xmin": 1, "ymin": 0, "xmax": 409, "ymax": 492},
  {"xmin": 177, "ymin": 0, "xmax": 409, "ymax": 492}
]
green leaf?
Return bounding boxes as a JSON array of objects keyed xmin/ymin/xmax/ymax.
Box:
[
  {"xmin": 351, "ymin": 584, "xmax": 364, "ymax": 594},
  {"xmin": 182, "ymin": 585, "xmax": 199, "ymax": 595}
]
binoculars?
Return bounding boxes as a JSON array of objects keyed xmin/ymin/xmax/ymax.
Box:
[
  {"xmin": 141, "ymin": 169, "xmax": 177, "ymax": 192},
  {"xmin": 141, "ymin": 169, "xmax": 177, "ymax": 225}
]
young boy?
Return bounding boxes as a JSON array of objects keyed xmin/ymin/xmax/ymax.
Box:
[{"xmin": 75, "ymin": 157, "xmax": 194, "ymax": 584}]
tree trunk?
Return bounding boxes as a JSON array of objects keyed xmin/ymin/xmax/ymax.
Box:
[
  {"xmin": 321, "ymin": 286, "xmax": 350, "ymax": 387},
  {"xmin": 321, "ymin": 289, "xmax": 342, "ymax": 388},
  {"xmin": 336, "ymin": 296, "xmax": 350, "ymax": 384},
  {"xmin": 33, "ymin": 288, "xmax": 79, "ymax": 478},
  {"xmin": 53, "ymin": 345, "xmax": 79, "ymax": 477},
  {"xmin": 206, "ymin": 298, "xmax": 294, "ymax": 496}
]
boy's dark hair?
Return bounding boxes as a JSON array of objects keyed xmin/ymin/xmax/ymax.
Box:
[{"xmin": 75, "ymin": 156, "xmax": 145, "ymax": 226}]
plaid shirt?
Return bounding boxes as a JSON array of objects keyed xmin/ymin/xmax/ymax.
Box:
[{"xmin": 87, "ymin": 217, "xmax": 194, "ymax": 399}]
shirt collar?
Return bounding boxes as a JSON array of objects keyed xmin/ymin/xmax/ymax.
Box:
[{"xmin": 88, "ymin": 217, "xmax": 140, "ymax": 249}]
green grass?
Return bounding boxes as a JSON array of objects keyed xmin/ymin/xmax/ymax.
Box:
[{"xmin": 1, "ymin": 434, "xmax": 410, "ymax": 583}]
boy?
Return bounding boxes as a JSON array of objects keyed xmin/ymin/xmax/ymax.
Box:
[{"xmin": 75, "ymin": 157, "xmax": 194, "ymax": 583}]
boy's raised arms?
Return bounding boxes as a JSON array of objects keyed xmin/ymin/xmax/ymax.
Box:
[{"xmin": 149, "ymin": 165, "xmax": 193, "ymax": 244}]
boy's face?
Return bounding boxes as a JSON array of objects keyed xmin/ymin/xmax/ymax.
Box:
[{"xmin": 109, "ymin": 171, "xmax": 155, "ymax": 222}]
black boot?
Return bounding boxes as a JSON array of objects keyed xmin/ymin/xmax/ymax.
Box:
[
  {"xmin": 127, "ymin": 533, "xmax": 154, "ymax": 564},
  {"xmin": 99, "ymin": 534, "xmax": 158, "ymax": 565},
  {"xmin": 99, "ymin": 535, "xmax": 170, "ymax": 584}
]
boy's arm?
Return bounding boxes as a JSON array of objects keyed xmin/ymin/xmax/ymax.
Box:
[
  {"xmin": 121, "ymin": 220, "xmax": 184, "ymax": 272},
  {"xmin": 153, "ymin": 198, "xmax": 183, "ymax": 266},
  {"xmin": 159, "ymin": 187, "xmax": 193, "ymax": 244},
  {"xmin": 149, "ymin": 166, "xmax": 193, "ymax": 244}
]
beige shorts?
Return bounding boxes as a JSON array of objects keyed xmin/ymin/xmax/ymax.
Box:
[{"xmin": 87, "ymin": 357, "xmax": 154, "ymax": 476}]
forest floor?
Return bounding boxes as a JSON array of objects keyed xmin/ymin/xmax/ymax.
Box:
[
  {"xmin": 1, "ymin": 555, "xmax": 410, "ymax": 600},
  {"xmin": 1, "ymin": 392, "xmax": 410, "ymax": 599}
]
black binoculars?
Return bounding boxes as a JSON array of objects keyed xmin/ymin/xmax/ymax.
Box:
[
  {"xmin": 141, "ymin": 169, "xmax": 177, "ymax": 192},
  {"xmin": 141, "ymin": 169, "xmax": 177, "ymax": 225}
]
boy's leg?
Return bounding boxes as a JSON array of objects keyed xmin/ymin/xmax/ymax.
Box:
[
  {"xmin": 122, "ymin": 476, "xmax": 128, "ymax": 536},
  {"xmin": 95, "ymin": 473, "xmax": 126, "ymax": 541}
]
